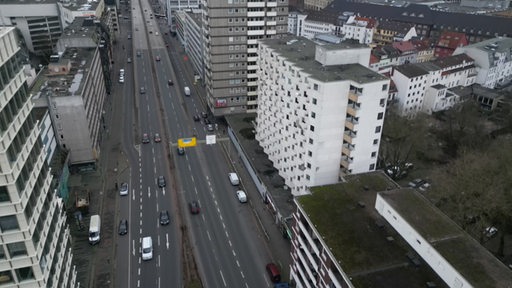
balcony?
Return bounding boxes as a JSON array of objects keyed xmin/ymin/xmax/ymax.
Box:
[
  {"xmin": 267, "ymin": 1, "xmax": 277, "ymax": 7},
  {"xmin": 248, "ymin": 20, "xmax": 265, "ymax": 26},
  {"xmin": 248, "ymin": 30, "xmax": 265, "ymax": 36},
  {"xmin": 342, "ymin": 143, "xmax": 354, "ymax": 156},
  {"xmin": 247, "ymin": 11, "xmax": 265, "ymax": 17},
  {"xmin": 247, "ymin": 1, "xmax": 265, "ymax": 7},
  {"xmin": 266, "ymin": 21, "xmax": 277, "ymax": 26},
  {"xmin": 345, "ymin": 117, "xmax": 358, "ymax": 130},
  {"xmin": 348, "ymin": 90, "xmax": 360, "ymax": 102},
  {"xmin": 343, "ymin": 131, "xmax": 356, "ymax": 143},
  {"xmin": 267, "ymin": 11, "xmax": 277, "ymax": 17},
  {"xmin": 341, "ymin": 156, "xmax": 353, "ymax": 168}
]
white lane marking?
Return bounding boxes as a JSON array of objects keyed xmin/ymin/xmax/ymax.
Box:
[
  {"xmin": 158, "ymin": 277, "xmax": 161, "ymax": 288},
  {"xmin": 158, "ymin": 254, "xmax": 160, "ymax": 267},
  {"xmin": 162, "ymin": 188, "xmax": 165, "ymax": 195},
  {"xmin": 207, "ymin": 230, "xmax": 212, "ymax": 241},
  {"xmin": 138, "ymin": 268, "xmax": 140, "ymax": 275},
  {"xmin": 139, "ymin": 228, "xmax": 142, "ymax": 234},
  {"xmin": 137, "ymin": 280, "xmax": 140, "ymax": 288},
  {"xmin": 236, "ymin": 260, "xmax": 240, "ymax": 267},
  {"xmin": 148, "ymin": 186, "xmax": 151, "ymax": 198},
  {"xmin": 139, "ymin": 219, "xmax": 142, "ymax": 226},
  {"xmin": 166, "ymin": 233, "xmax": 169, "ymax": 249},
  {"xmin": 132, "ymin": 240, "xmax": 135, "ymax": 256},
  {"xmin": 156, "ymin": 202, "xmax": 159, "ymax": 211},
  {"xmin": 132, "ymin": 192, "xmax": 135, "ymax": 201},
  {"xmin": 219, "ymin": 270, "xmax": 227, "ymax": 287},
  {"xmin": 240, "ymin": 270, "xmax": 245, "ymax": 279},
  {"xmin": 158, "ymin": 235, "xmax": 161, "ymax": 247},
  {"xmin": 228, "ymin": 240, "xmax": 232, "ymax": 247}
]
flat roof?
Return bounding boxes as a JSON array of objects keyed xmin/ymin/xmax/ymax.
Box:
[
  {"xmin": 297, "ymin": 172, "xmax": 448, "ymax": 288},
  {"xmin": 380, "ymin": 189, "xmax": 512, "ymax": 287},
  {"xmin": 260, "ymin": 36, "xmax": 388, "ymax": 84}
]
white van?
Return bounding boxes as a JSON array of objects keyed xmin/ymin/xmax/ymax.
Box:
[
  {"xmin": 142, "ymin": 236, "xmax": 153, "ymax": 260},
  {"xmin": 89, "ymin": 215, "xmax": 101, "ymax": 245},
  {"xmin": 184, "ymin": 86, "xmax": 191, "ymax": 96},
  {"xmin": 228, "ymin": 173, "xmax": 240, "ymax": 185}
]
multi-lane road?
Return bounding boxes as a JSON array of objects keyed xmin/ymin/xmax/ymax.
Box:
[{"xmin": 113, "ymin": 0, "xmax": 275, "ymax": 287}]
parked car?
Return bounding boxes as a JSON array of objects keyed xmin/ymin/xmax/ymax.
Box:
[
  {"xmin": 168, "ymin": 79, "xmax": 174, "ymax": 86},
  {"xmin": 154, "ymin": 133, "xmax": 161, "ymax": 143},
  {"xmin": 155, "ymin": 56, "xmax": 161, "ymax": 61},
  {"xmin": 193, "ymin": 115, "xmax": 200, "ymax": 122},
  {"xmin": 204, "ymin": 118, "xmax": 211, "ymax": 125},
  {"xmin": 206, "ymin": 124, "xmax": 214, "ymax": 132},
  {"xmin": 177, "ymin": 147, "xmax": 185, "ymax": 155},
  {"xmin": 484, "ymin": 226, "xmax": 498, "ymax": 238},
  {"xmin": 140, "ymin": 86, "xmax": 146, "ymax": 94},
  {"xmin": 408, "ymin": 179, "xmax": 426, "ymax": 188},
  {"xmin": 159, "ymin": 210, "xmax": 170, "ymax": 225},
  {"xmin": 189, "ymin": 201, "xmax": 200, "ymax": 214},
  {"xmin": 158, "ymin": 176, "xmax": 166, "ymax": 188},
  {"xmin": 119, "ymin": 182, "xmax": 129, "ymax": 196},
  {"xmin": 118, "ymin": 219, "xmax": 128, "ymax": 235},
  {"xmin": 142, "ymin": 133, "xmax": 150, "ymax": 144},
  {"xmin": 201, "ymin": 112, "xmax": 208, "ymax": 118}
]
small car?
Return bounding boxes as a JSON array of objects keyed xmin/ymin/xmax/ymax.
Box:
[
  {"xmin": 204, "ymin": 118, "xmax": 211, "ymax": 125},
  {"xmin": 119, "ymin": 182, "xmax": 129, "ymax": 196},
  {"xmin": 140, "ymin": 86, "xmax": 146, "ymax": 94},
  {"xmin": 484, "ymin": 226, "xmax": 498, "ymax": 238},
  {"xmin": 142, "ymin": 133, "xmax": 150, "ymax": 144},
  {"xmin": 155, "ymin": 56, "xmax": 161, "ymax": 61},
  {"xmin": 236, "ymin": 190, "xmax": 247, "ymax": 203},
  {"xmin": 206, "ymin": 124, "xmax": 214, "ymax": 132},
  {"xmin": 193, "ymin": 115, "xmax": 200, "ymax": 122},
  {"xmin": 127, "ymin": 57, "xmax": 132, "ymax": 63},
  {"xmin": 189, "ymin": 201, "xmax": 200, "ymax": 214},
  {"xmin": 177, "ymin": 147, "xmax": 185, "ymax": 155},
  {"xmin": 118, "ymin": 219, "xmax": 128, "ymax": 235},
  {"xmin": 408, "ymin": 179, "xmax": 426, "ymax": 188},
  {"xmin": 137, "ymin": 51, "xmax": 141, "ymax": 57},
  {"xmin": 158, "ymin": 176, "xmax": 166, "ymax": 188},
  {"xmin": 201, "ymin": 112, "xmax": 208, "ymax": 118},
  {"xmin": 168, "ymin": 79, "xmax": 174, "ymax": 86},
  {"xmin": 159, "ymin": 210, "xmax": 170, "ymax": 225},
  {"xmin": 155, "ymin": 32, "xmax": 159, "ymax": 35},
  {"xmin": 154, "ymin": 133, "xmax": 161, "ymax": 143}
]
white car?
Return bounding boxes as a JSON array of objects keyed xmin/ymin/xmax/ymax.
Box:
[
  {"xmin": 236, "ymin": 190, "xmax": 247, "ymax": 203},
  {"xmin": 119, "ymin": 182, "xmax": 129, "ymax": 196},
  {"xmin": 484, "ymin": 226, "xmax": 498, "ymax": 238},
  {"xmin": 119, "ymin": 77, "xmax": 125, "ymax": 83}
]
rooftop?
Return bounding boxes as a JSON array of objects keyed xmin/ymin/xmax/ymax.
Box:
[
  {"xmin": 380, "ymin": 189, "xmax": 512, "ymax": 287},
  {"xmin": 260, "ymin": 36, "xmax": 387, "ymax": 84},
  {"xmin": 59, "ymin": 0, "xmax": 101, "ymax": 12},
  {"xmin": 394, "ymin": 63, "xmax": 429, "ymax": 78},
  {"xmin": 297, "ymin": 172, "xmax": 447, "ymax": 288},
  {"xmin": 464, "ymin": 37, "xmax": 512, "ymax": 54},
  {"xmin": 395, "ymin": 53, "xmax": 474, "ymax": 77}
]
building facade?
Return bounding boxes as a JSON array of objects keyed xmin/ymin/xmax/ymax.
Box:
[
  {"xmin": 0, "ymin": 27, "xmax": 76, "ymax": 288},
  {"xmin": 391, "ymin": 54, "xmax": 477, "ymax": 116},
  {"xmin": 256, "ymin": 37, "xmax": 389, "ymax": 195},
  {"xmin": 202, "ymin": 0, "xmax": 288, "ymax": 116},
  {"xmin": 175, "ymin": 9, "xmax": 205, "ymax": 81},
  {"xmin": 453, "ymin": 37, "xmax": 512, "ymax": 89}
]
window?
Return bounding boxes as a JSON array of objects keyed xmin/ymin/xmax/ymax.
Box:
[
  {"xmin": 373, "ymin": 139, "xmax": 379, "ymax": 145},
  {"xmin": 306, "ymin": 163, "xmax": 311, "ymax": 169},
  {"xmin": 371, "ymin": 152, "xmax": 377, "ymax": 158},
  {"xmin": 7, "ymin": 241, "xmax": 27, "ymax": 257},
  {"xmin": 309, "ymin": 138, "xmax": 313, "ymax": 144},
  {"xmin": 369, "ymin": 164, "xmax": 375, "ymax": 170},
  {"xmin": 0, "ymin": 215, "xmax": 19, "ymax": 232},
  {"xmin": 310, "ymin": 125, "xmax": 314, "ymax": 131},
  {"xmin": 312, "ymin": 98, "xmax": 317, "ymax": 105},
  {"xmin": 375, "ymin": 126, "xmax": 381, "ymax": 133},
  {"xmin": 313, "ymin": 84, "xmax": 319, "ymax": 90},
  {"xmin": 15, "ymin": 267, "xmax": 34, "ymax": 281},
  {"xmin": 308, "ymin": 151, "xmax": 312, "ymax": 157},
  {"xmin": 0, "ymin": 245, "xmax": 5, "ymax": 259},
  {"xmin": 311, "ymin": 112, "xmax": 315, "ymax": 118},
  {"xmin": 0, "ymin": 187, "xmax": 10, "ymax": 202},
  {"xmin": 377, "ymin": 112, "xmax": 384, "ymax": 120}
]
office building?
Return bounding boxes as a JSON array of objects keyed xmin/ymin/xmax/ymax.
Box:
[
  {"xmin": 0, "ymin": 26, "xmax": 76, "ymax": 288},
  {"xmin": 202, "ymin": 0, "xmax": 288, "ymax": 116},
  {"xmin": 256, "ymin": 37, "xmax": 389, "ymax": 195}
]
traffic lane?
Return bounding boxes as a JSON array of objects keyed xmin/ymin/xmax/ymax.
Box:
[
  {"xmin": 200, "ymin": 144, "xmax": 272, "ymax": 287},
  {"xmin": 176, "ymin": 152, "xmax": 250, "ymax": 287}
]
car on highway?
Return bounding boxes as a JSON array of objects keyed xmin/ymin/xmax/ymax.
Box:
[
  {"xmin": 189, "ymin": 201, "xmax": 200, "ymax": 214},
  {"xmin": 140, "ymin": 86, "xmax": 146, "ymax": 94},
  {"xmin": 119, "ymin": 182, "xmax": 129, "ymax": 196},
  {"xmin": 204, "ymin": 118, "xmax": 211, "ymax": 125},
  {"xmin": 193, "ymin": 115, "xmax": 200, "ymax": 122},
  {"xmin": 142, "ymin": 133, "xmax": 150, "ymax": 144},
  {"xmin": 168, "ymin": 79, "xmax": 174, "ymax": 86},
  {"xmin": 159, "ymin": 210, "xmax": 170, "ymax": 225},
  {"xmin": 137, "ymin": 50, "xmax": 141, "ymax": 57},
  {"xmin": 201, "ymin": 112, "xmax": 208, "ymax": 118},
  {"xmin": 158, "ymin": 176, "xmax": 166, "ymax": 188},
  {"xmin": 206, "ymin": 124, "xmax": 214, "ymax": 132},
  {"xmin": 236, "ymin": 190, "xmax": 247, "ymax": 203},
  {"xmin": 155, "ymin": 56, "xmax": 161, "ymax": 61},
  {"xmin": 118, "ymin": 219, "xmax": 128, "ymax": 235},
  {"xmin": 127, "ymin": 57, "xmax": 132, "ymax": 63},
  {"xmin": 155, "ymin": 32, "xmax": 159, "ymax": 35},
  {"xmin": 154, "ymin": 133, "xmax": 161, "ymax": 143},
  {"xmin": 177, "ymin": 147, "xmax": 185, "ymax": 155},
  {"xmin": 119, "ymin": 76, "xmax": 124, "ymax": 83}
]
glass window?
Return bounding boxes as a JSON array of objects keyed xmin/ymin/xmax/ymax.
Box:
[
  {"xmin": 15, "ymin": 267, "xmax": 34, "ymax": 281},
  {"xmin": 0, "ymin": 187, "xmax": 10, "ymax": 202},
  {"xmin": 7, "ymin": 242, "xmax": 27, "ymax": 257},
  {"xmin": 0, "ymin": 270, "xmax": 13, "ymax": 284},
  {"xmin": 0, "ymin": 245, "xmax": 5, "ymax": 259},
  {"xmin": 0, "ymin": 215, "xmax": 19, "ymax": 232},
  {"xmin": 377, "ymin": 112, "xmax": 384, "ymax": 120},
  {"xmin": 375, "ymin": 126, "xmax": 381, "ymax": 133}
]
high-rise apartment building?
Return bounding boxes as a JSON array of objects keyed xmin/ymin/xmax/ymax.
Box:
[
  {"xmin": 202, "ymin": 0, "xmax": 288, "ymax": 116},
  {"xmin": 0, "ymin": 27, "xmax": 76, "ymax": 287},
  {"xmin": 256, "ymin": 37, "xmax": 389, "ymax": 195}
]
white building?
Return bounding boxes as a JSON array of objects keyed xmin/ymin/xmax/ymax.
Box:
[
  {"xmin": 287, "ymin": 11, "xmax": 307, "ymax": 36},
  {"xmin": 174, "ymin": 9, "xmax": 204, "ymax": 81},
  {"xmin": 339, "ymin": 15, "xmax": 376, "ymax": 45},
  {"xmin": 391, "ymin": 54, "xmax": 477, "ymax": 116},
  {"xmin": 300, "ymin": 17, "xmax": 336, "ymax": 39},
  {"xmin": 453, "ymin": 37, "xmax": 512, "ymax": 89},
  {"xmin": 291, "ymin": 172, "xmax": 512, "ymax": 288},
  {"xmin": 256, "ymin": 37, "xmax": 389, "ymax": 196},
  {"xmin": 0, "ymin": 27, "xmax": 76, "ymax": 288}
]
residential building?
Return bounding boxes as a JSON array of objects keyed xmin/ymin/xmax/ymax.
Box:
[
  {"xmin": 339, "ymin": 15, "xmax": 376, "ymax": 45},
  {"xmin": 373, "ymin": 20, "xmax": 417, "ymax": 46},
  {"xmin": 31, "ymin": 46, "xmax": 107, "ymax": 168},
  {"xmin": 0, "ymin": 0, "xmax": 62, "ymax": 55},
  {"xmin": 57, "ymin": 0, "xmax": 105, "ymax": 28},
  {"xmin": 412, "ymin": 38, "xmax": 435, "ymax": 63},
  {"xmin": 453, "ymin": 37, "xmax": 512, "ymax": 89},
  {"xmin": 392, "ymin": 40, "xmax": 418, "ymax": 64},
  {"xmin": 369, "ymin": 45, "xmax": 401, "ymax": 73},
  {"xmin": 175, "ymin": 9, "xmax": 205, "ymax": 81},
  {"xmin": 166, "ymin": 0, "xmax": 201, "ymax": 30},
  {"xmin": 291, "ymin": 172, "xmax": 512, "ymax": 288},
  {"xmin": 0, "ymin": 26, "xmax": 76, "ymax": 288},
  {"xmin": 202, "ymin": 0, "xmax": 288, "ymax": 116},
  {"xmin": 288, "ymin": 11, "xmax": 307, "ymax": 36},
  {"xmin": 256, "ymin": 37, "xmax": 389, "ymax": 195},
  {"xmin": 300, "ymin": 17, "xmax": 336, "ymax": 39},
  {"xmin": 434, "ymin": 31, "xmax": 468, "ymax": 59},
  {"xmin": 391, "ymin": 54, "xmax": 477, "ymax": 116}
]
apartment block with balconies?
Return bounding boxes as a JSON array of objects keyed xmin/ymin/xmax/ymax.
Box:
[
  {"xmin": 0, "ymin": 27, "xmax": 76, "ymax": 288},
  {"xmin": 256, "ymin": 36, "xmax": 389, "ymax": 195}
]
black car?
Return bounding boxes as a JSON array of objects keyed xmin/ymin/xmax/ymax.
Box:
[
  {"xmin": 204, "ymin": 118, "xmax": 211, "ymax": 125},
  {"xmin": 159, "ymin": 210, "xmax": 170, "ymax": 225},
  {"xmin": 142, "ymin": 133, "xmax": 150, "ymax": 144},
  {"xmin": 168, "ymin": 79, "xmax": 174, "ymax": 86},
  {"xmin": 118, "ymin": 219, "xmax": 128, "ymax": 235},
  {"xmin": 189, "ymin": 201, "xmax": 200, "ymax": 214},
  {"xmin": 140, "ymin": 86, "xmax": 146, "ymax": 94},
  {"xmin": 177, "ymin": 147, "xmax": 185, "ymax": 155},
  {"xmin": 193, "ymin": 115, "xmax": 200, "ymax": 122},
  {"xmin": 158, "ymin": 176, "xmax": 166, "ymax": 188},
  {"xmin": 201, "ymin": 112, "xmax": 208, "ymax": 118}
]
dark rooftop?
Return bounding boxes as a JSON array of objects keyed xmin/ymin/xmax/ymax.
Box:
[{"xmin": 394, "ymin": 63, "xmax": 429, "ymax": 78}]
